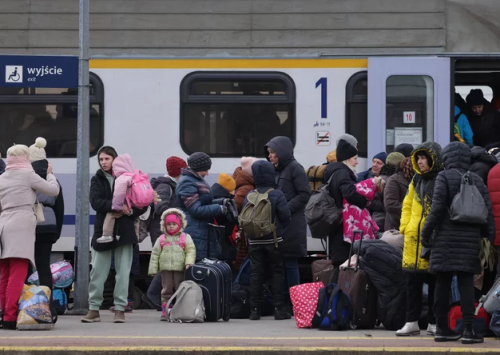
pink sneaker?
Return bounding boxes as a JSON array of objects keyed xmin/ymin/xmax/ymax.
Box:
[{"xmin": 160, "ymin": 303, "xmax": 167, "ymax": 321}]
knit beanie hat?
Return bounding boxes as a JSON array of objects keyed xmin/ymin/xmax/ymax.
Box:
[
  {"xmin": 218, "ymin": 173, "xmax": 236, "ymax": 193},
  {"xmin": 386, "ymin": 152, "xmax": 405, "ymax": 168},
  {"xmin": 188, "ymin": 152, "xmax": 212, "ymax": 172},
  {"xmin": 166, "ymin": 156, "xmax": 187, "ymax": 177},
  {"xmin": 336, "ymin": 139, "xmax": 358, "ymax": 162},
  {"xmin": 466, "ymin": 89, "xmax": 487, "ymax": 107},
  {"xmin": 326, "ymin": 149, "xmax": 337, "ymax": 163},
  {"xmin": 395, "ymin": 143, "xmax": 414, "ymax": 158},
  {"xmin": 336, "ymin": 134, "xmax": 358, "ymax": 148},
  {"xmin": 28, "ymin": 137, "xmax": 47, "ymax": 162},
  {"xmin": 373, "ymin": 152, "xmax": 388, "ymax": 164},
  {"xmin": 241, "ymin": 157, "xmax": 258, "ymax": 176},
  {"xmin": 165, "ymin": 213, "xmax": 182, "ymax": 235}
]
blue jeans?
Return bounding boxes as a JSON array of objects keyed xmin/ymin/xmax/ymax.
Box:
[{"xmin": 284, "ymin": 257, "xmax": 300, "ymax": 301}]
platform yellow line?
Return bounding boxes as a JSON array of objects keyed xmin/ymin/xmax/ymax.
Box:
[{"xmin": 1, "ymin": 346, "xmax": 499, "ymax": 352}]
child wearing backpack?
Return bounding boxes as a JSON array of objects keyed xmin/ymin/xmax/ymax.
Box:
[
  {"xmin": 148, "ymin": 208, "xmax": 196, "ymax": 321},
  {"xmin": 97, "ymin": 154, "xmax": 156, "ymax": 243},
  {"xmin": 239, "ymin": 160, "xmax": 291, "ymax": 321}
]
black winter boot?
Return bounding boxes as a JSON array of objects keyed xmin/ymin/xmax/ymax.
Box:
[
  {"xmin": 249, "ymin": 308, "xmax": 261, "ymax": 321},
  {"xmin": 434, "ymin": 326, "xmax": 461, "ymax": 342},
  {"xmin": 3, "ymin": 321, "xmax": 16, "ymax": 330},
  {"xmin": 274, "ymin": 306, "xmax": 292, "ymax": 320},
  {"xmin": 462, "ymin": 322, "xmax": 484, "ymax": 344}
]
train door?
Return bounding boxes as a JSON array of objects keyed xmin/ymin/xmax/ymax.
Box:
[
  {"xmin": 367, "ymin": 57, "xmax": 451, "ymax": 160},
  {"xmin": 454, "ymin": 58, "xmax": 500, "ymax": 150}
]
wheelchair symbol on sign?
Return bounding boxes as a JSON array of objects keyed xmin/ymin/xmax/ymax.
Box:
[{"xmin": 8, "ymin": 67, "xmax": 20, "ymax": 82}]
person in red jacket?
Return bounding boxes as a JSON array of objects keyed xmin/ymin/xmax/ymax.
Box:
[{"xmin": 487, "ymin": 162, "xmax": 500, "ymax": 277}]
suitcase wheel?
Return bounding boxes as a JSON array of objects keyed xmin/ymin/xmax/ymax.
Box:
[{"xmin": 223, "ymin": 315, "xmax": 230, "ymax": 322}]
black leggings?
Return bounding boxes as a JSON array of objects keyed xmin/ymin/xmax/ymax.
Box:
[
  {"xmin": 434, "ymin": 272, "xmax": 474, "ymax": 329},
  {"xmin": 34, "ymin": 242, "xmax": 53, "ymax": 291}
]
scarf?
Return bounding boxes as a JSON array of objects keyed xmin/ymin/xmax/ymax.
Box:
[
  {"xmin": 102, "ymin": 170, "xmax": 114, "ymax": 189},
  {"xmin": 6, "ymin": 156, "xmax": 33, "ymax": 171},
  {"xmin": 400, "ymin": 157, "xmax": 415, "ymax": 181},
  {"xmin": 342, "ymin": 161, "xmax": 356, "ymax": 173}
]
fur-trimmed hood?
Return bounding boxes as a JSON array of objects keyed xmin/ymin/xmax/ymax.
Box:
[{"xmin": 160, "ymin": 208, "xmax": 187, "ymax": 234}]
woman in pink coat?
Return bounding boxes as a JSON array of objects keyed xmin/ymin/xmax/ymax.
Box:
[
  {"xmin": 0, "ymin": 144, "xmax": 60, "ymax": 330},
  {"xmin": 343, "ymin": 177, "xmax": 385, "ymax": 243}
]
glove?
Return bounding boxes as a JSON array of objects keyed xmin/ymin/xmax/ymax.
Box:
[
  {"xmin": 220, "ymin": 205, "xmax": 228, "ymax": 215},
  {"xmin": 222, "ymin": 198, "xmax": 231, "ymax": 207}
]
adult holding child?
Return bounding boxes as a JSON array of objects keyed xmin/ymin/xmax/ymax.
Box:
[{"xmin": 81, "ymin": 146, "xmax": 147, "ymax": 324}]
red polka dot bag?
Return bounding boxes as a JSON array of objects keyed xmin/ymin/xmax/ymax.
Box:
[{"xmin": 290, "ymin": 282, "xmax": 325, "ymax": 328}]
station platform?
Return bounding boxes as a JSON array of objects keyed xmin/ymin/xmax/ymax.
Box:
[{"xmin": 1, "ymin": 310, "xmax": 499, "ymax": 354}]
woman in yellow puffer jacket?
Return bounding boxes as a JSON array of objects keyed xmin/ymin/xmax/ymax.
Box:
[{"xmin": 396, "ymin": 141, "xmax": 443, "ymax": 337}]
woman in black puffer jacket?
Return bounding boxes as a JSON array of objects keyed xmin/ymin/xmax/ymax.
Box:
[
  {"xmin": 421, "ymin": 142, "xmax": 495, "ymax": 344},
  {"xmin": 324, "ymin": 138, "xmax": 368, "ymax": 283}
]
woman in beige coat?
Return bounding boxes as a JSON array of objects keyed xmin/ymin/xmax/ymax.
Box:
[{"xmin": 0, "ymin": 144, "xmax": 59, "ymax": 330}]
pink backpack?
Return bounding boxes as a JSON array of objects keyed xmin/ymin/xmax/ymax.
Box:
[
  {"xmin": 159, "ymin": 233, "xmax": 186, "ymax": 250},
  {"xmin": 124, "ymin": 170, "xmax": 155, "ymax": 208}
]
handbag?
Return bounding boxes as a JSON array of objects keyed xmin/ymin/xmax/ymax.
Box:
[
  {"xmin": 34, "ymin": 199, "xmax": 45, "ymax": 223},
  {"xmin": 449, "ymin": 170, "xmax": 488, "ymax": 225}
]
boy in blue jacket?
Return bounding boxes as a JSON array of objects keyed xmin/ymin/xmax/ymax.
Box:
[{"xmin": 241, "ymin": 160, "xmax": 291, "ymax": 321}]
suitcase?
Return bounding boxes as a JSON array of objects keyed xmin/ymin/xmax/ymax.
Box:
[
  {"xmin": 480, "ymin": 277, "xmax": 500, "ymax": 314},
  {"xmin": 337, "ymin": 230, "xmax": 377, "ymax": 329},
  {"xmin": 184, "ymin": 223, "xmax": 232, "ymax": 322},
  {"xmin": 311, "ymin": 238, "xmax": 335, "ymax": 286}
]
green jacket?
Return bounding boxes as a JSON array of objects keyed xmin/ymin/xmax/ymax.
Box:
[{"xmin": 148, "ymin": 208, "xmax": 196, "ymax": 274}]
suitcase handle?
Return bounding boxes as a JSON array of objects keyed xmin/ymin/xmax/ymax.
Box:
[
  {"xmin": 347, "ymin": 230, "xmax": 363, "ymax": 271},
  {"xmin": 207, "ymin": 223, "xmax": 226, "ymax": 258}
]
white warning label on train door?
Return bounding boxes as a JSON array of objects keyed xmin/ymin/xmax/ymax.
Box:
[{"xmin": 316, "ymin": 131, "xmax": 330, "ymax": 146}]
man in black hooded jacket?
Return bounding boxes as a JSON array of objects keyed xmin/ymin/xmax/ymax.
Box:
[{"xmin": 466, "ymin": 89, "xmax": 500, "ymax": 148}]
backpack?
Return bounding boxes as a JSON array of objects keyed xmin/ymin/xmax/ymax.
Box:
[
  {"xmin": 238, "ymin": 189, "xmax": 277, "ymax": 244},
  {"xmin": 159, "ymin": 233, "xmax": 186, "ymax": 250},
  {"xmin": 166, "ymin": 280, "xmax": 205, "ymax": 323},
  {"xmin": 52, "ymin": 289, "xmax": 68, "ymax": 315},
  {"xmin": 305, "ymin": 175, "xmax": 342, "ymax": 239},
  {"xmin": 449, "ymin": 170, "xmax": 488, "ymax": 225},
  {"xmin": 290, "ymin": 282, "xmax": 324, "ymax": 328},
  {"xmin": 312, "ymin": 283, "xmax": 353, "ymax": 331},
  {"xmin": 307, "ymin": 164, "xmax": 328, "ymax": 191},
  {"xmin": 27, "ymin": 260, "xmax": 74, "ymax": 289},
  {"xmin": 124, "ymin": 170, "xmax": 155, "ymax": 208},
  {"xmin": 17, "ymin": 284, "xmax": 57, "ymax": 330}
]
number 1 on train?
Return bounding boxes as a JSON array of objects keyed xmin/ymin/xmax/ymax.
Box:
[{"xmin": 316, "ymin": 77, "xmax": 327, "ymax": 119}]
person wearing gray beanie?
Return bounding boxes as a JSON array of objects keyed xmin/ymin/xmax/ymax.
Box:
[{"xmin": 177, "ymin": 152, "xmax": 231, "ymax": 261}]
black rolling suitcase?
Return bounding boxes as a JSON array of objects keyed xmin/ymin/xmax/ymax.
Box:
[
  {"xmin": 184, "ymin": 223, "xmax": 232, "ymax": 322},
  {"xmin": 337, "ymin": 230, "xmax": 377, "ymax": 329}
]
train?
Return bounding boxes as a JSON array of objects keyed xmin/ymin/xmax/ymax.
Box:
[{"xmin": 1, "ymin": 55, "xmax": 499, "ymax": 262}]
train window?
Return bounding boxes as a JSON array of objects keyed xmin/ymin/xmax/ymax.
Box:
[
  {"xmin": 346, "ymin": 72, "xmax": 368, "ymax": 157},
  {"xmin": 386, "ymin": 75, "xmax": 434, "ymax": 153},
  {"xmin": 181, "ymin": 72, "xmax": 295, "ymax": 157},
  {"xmin": 0, "ymin": 73, "xmax": 104, "ymax": 158}
]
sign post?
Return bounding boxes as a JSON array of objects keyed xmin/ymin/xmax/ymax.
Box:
[{"xmin": 70, "ymin": 0, "xmax": 90, "ymax": 314}]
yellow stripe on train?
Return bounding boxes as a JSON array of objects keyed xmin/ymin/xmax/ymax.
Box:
[{"xmin": 89, "ymin": 58, "xmax": 368, "ymax": 69}]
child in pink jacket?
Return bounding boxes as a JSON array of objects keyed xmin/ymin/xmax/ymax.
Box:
[
  {"xmin": 342, "ymin": 177, "xmax": 385, "ymax": 244},
  {"xmin": 97, "ymin": 154, "xmax": 138, "ymax": 243}
]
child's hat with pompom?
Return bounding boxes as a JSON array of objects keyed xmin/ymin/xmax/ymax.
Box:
[{"xmin": 28, "ymin": 137, "xmax": 47, "ymax": 162}]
